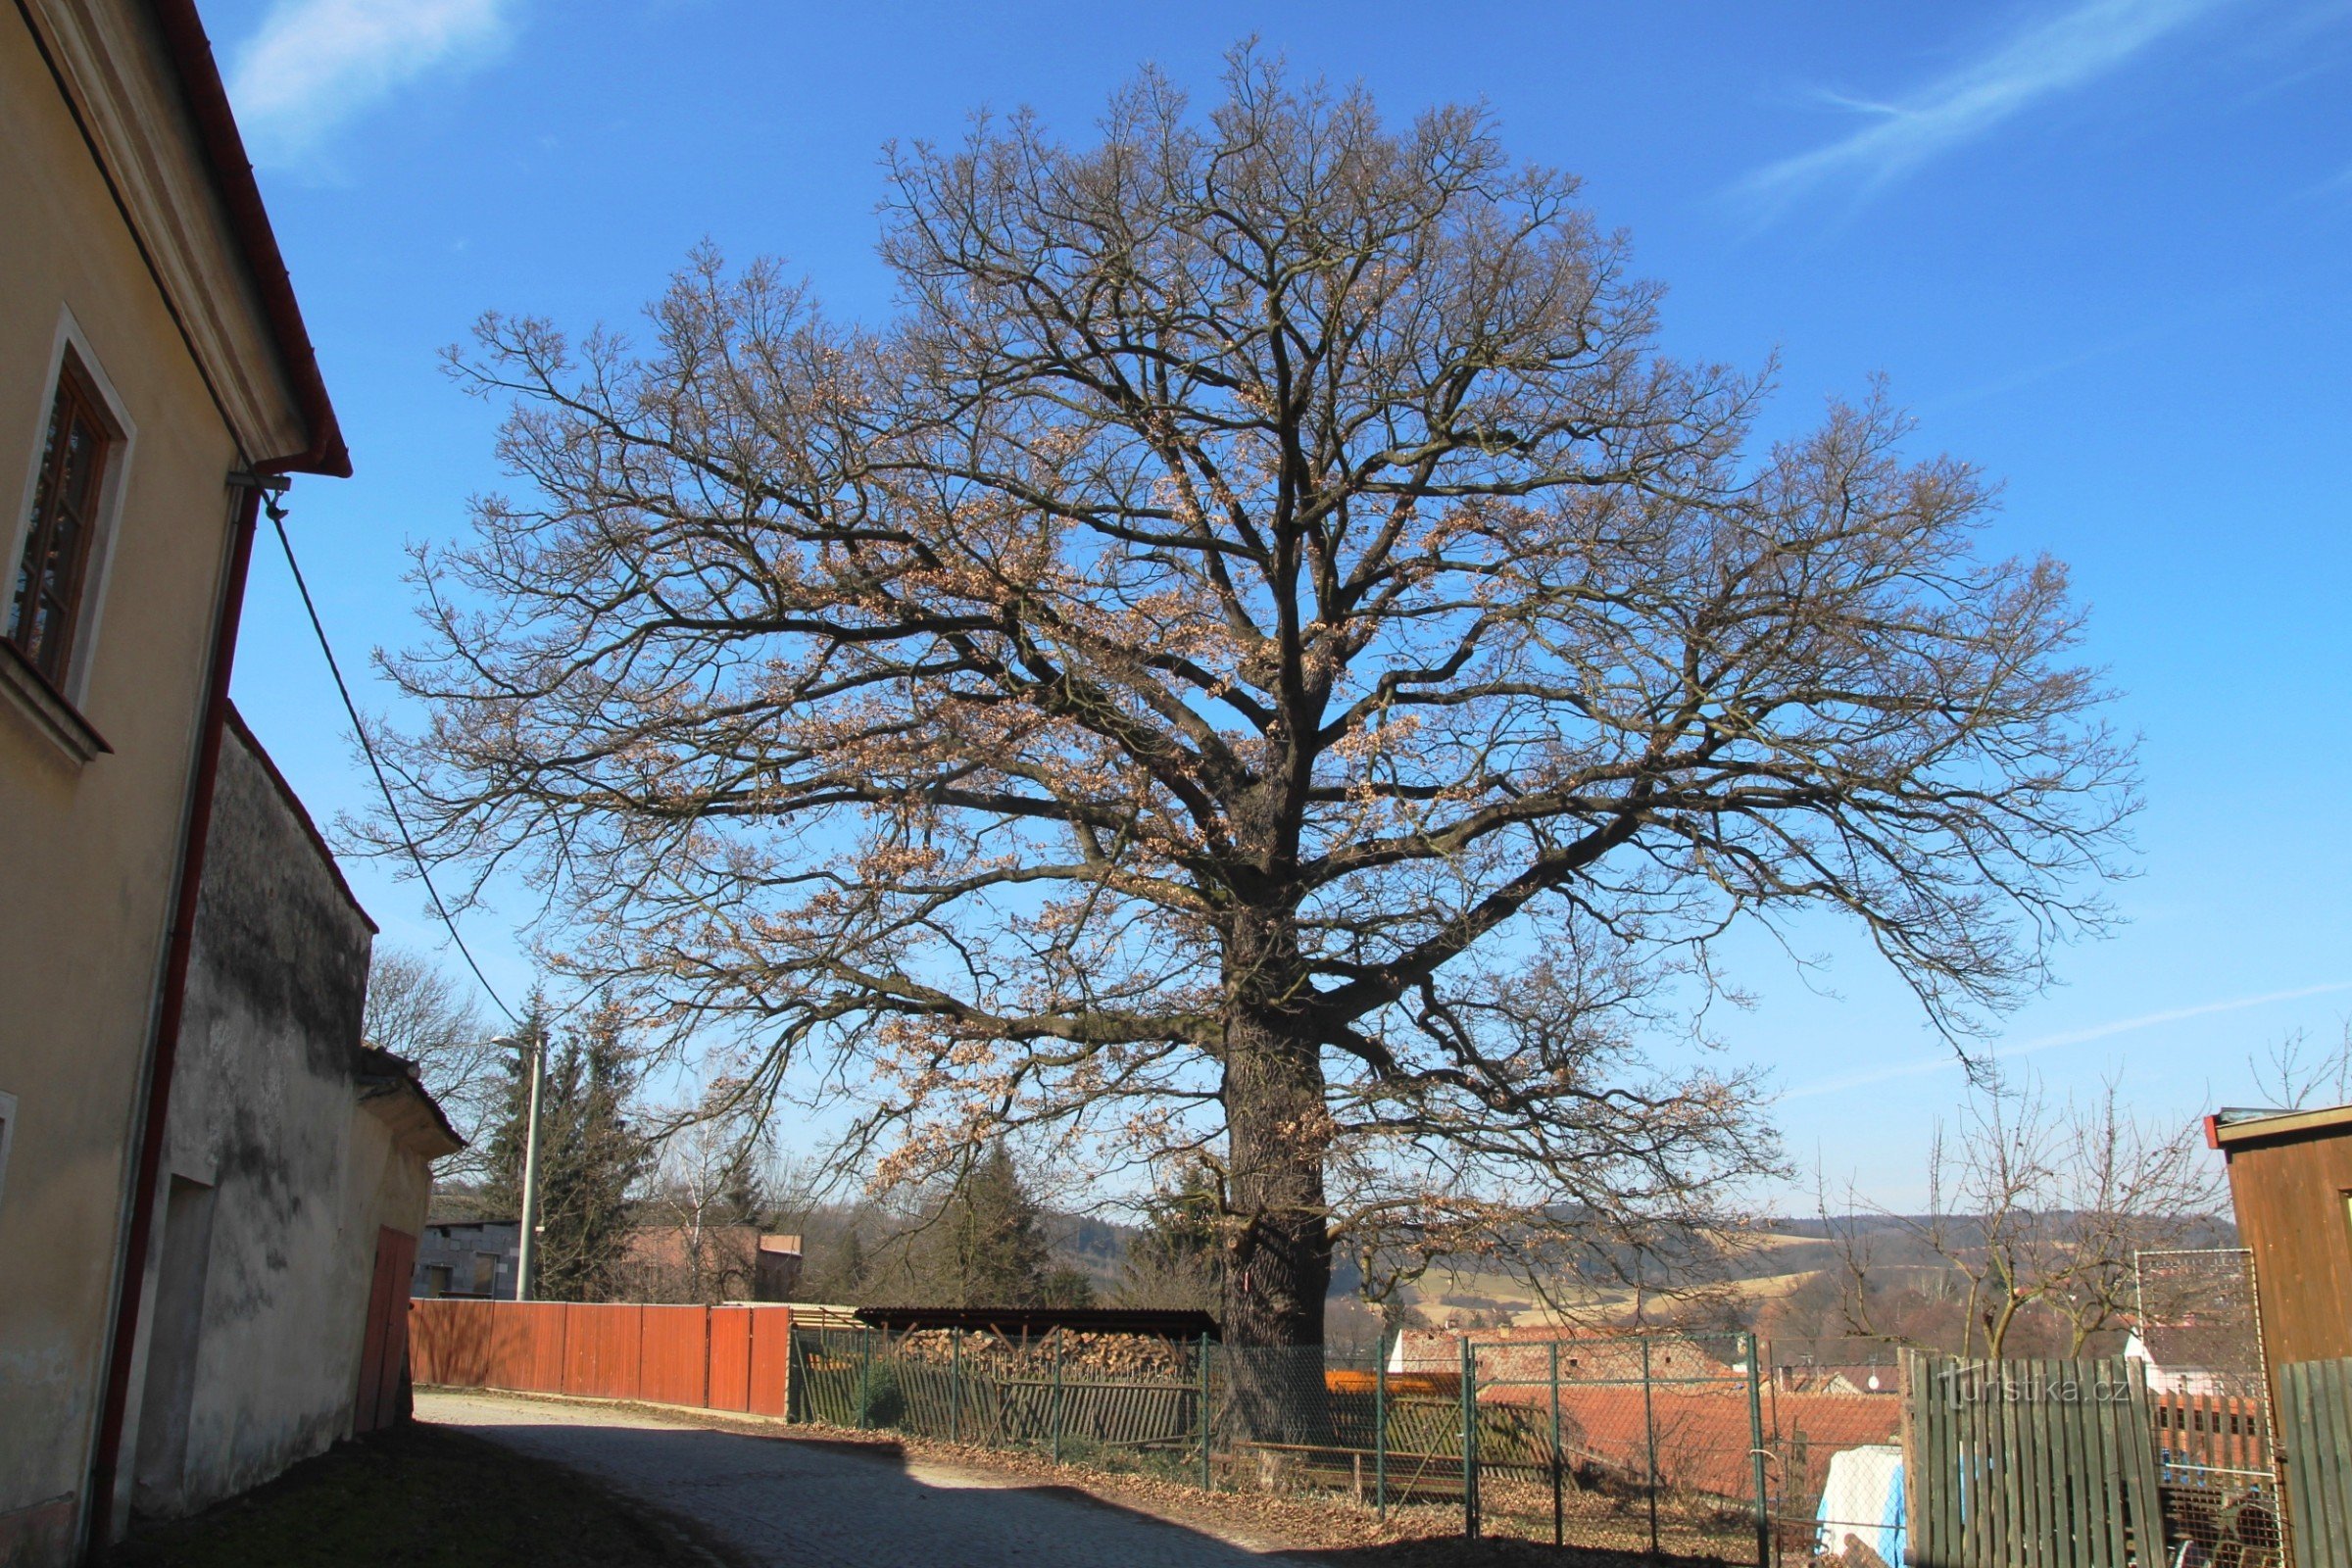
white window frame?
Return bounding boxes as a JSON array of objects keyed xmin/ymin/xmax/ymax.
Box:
[{"xmin": 8, "ymin": 308, "xmax": 138, "ymax": 708}]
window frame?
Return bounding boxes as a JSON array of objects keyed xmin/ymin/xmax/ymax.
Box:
[{"xmin": 7, "ymin": 313, "xmax": 137, "ymax": 709}]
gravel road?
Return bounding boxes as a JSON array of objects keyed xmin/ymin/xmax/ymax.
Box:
[{"xmin": 418, "ymin": 1388, "xmax": 1305, "ymax": 1567}]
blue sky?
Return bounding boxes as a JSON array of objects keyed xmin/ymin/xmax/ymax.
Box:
[{"xmin": 208, "ymin": 0, "xmax": 2352, "ymax": 1205}]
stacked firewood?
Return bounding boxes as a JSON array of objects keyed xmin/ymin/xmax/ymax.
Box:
[{"xmin": 883, "ymin": 1328, "xmax": 1194, "ymax": 1379}]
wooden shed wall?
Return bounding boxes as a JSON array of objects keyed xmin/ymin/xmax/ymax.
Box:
[{"xmin": 2226, "ymin": 1131, "xmax": 2352, "ymax": 1369}]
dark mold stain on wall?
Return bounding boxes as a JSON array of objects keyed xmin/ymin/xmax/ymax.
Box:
[{"xmin": 189, "ymin": 721, "xmax": 374, "ymax": 1077}]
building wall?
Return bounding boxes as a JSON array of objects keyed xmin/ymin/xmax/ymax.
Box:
[
  {"xmin": 2223, "ymin": 1130, "xmax": 2352, "ymax": 1371},
  {"xmin": 120, "ymin": 720, "xmax": 437, "ymax": 1520},
  {"xmin": 415, "ymin": 1221, "xmax": 523, "ymax": 1300},
  {"xmin": 0, "ymin": 9, "xmax": 249, "ymax": 1554}
]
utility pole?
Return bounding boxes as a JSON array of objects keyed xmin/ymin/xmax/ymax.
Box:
[{"xmin": 498, "ymin": 1028, "xmax": 545, "ymax": 1301}]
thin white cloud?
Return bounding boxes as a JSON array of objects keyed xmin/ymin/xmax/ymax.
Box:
[
  {"xmin": 1784, "ymin": 981, "xmax": 2352, "ymax": 1100},
  {"xmin": 228, "ymin": 0, "xmax": 516, "ymax": 166},
  {"xmin": 1739, "ymin": 0, "xmax": 2230, "ymax": 214}
]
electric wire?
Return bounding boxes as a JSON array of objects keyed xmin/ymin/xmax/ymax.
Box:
[{"xmin": 265, "ymin": 497, "xmax": 517, "ymax": 1024}]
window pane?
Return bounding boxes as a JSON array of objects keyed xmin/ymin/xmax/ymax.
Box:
[
  {"xmin": 8, "ymin": 369, "xmax": 111, "ymax": 685},
  {"xmin": 5, "ymin": 564, "xmax": 31, "ymax": 648},
  {"xmin": 60, "ymin": 412, "xmax": 103, "ymax": 513}
]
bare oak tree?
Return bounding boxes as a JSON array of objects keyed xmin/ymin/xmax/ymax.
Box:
[{"xmin": 375, "ymin": 60, "xmax": 2132, "ymax": 1348}]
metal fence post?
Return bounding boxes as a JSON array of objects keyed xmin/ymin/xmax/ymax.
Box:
[
  {"xmin": 1642, "ymin": 1334, "xmax": 1659, "ymax": 1557},
  {"xmin": 1461, "ymin": 1335, "xmax": 1479, "ymax": 1540},
  {"xmin": 1376, "ymin": 1329, "xmax": 1389, "ymax": 1522},
  {"xmin": 951, "ymin": 1327, "xmax": 962, "ymax": 1445},
  {"xmin": 1052, "ymin": 1328, "xmax": 1065, "ymax": 1464},
  {"xmin": 1550, "ymin": 1339, "xmax": 1563, "ymax": 1547},
  {"xmin": 1745, "ymin": 1331, "xmax": 1770, "ymax": 1568},
  {"xmin": 1198, "ymin": 1333, "xmax": 1212, "ymax": 1492}
]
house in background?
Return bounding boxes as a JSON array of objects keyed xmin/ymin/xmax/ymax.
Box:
[
  {"xmin": 2121, "ymin": 1325, "xmax": 2237, "ymax": 1397},
  {"xmin": 0, "ymin": 1, "xmax": 417, "ymax": 1559},
  {"xmin": 416, "ymin": 1222, "xmax": 804, "ymax": 1303},
  {"xmin": 414, "ymin": 1219, "xmax": 524, "ymax": 1300}
]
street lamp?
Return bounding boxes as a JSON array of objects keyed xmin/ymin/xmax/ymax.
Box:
[{"xmin": 493, "ymin": 1031, "xmax": 544, "ymax": 1300}]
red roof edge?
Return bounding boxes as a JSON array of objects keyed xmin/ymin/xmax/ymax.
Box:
[{"xmin": 147, "ymin": 0, "xmax": 350, "ymax": 478}]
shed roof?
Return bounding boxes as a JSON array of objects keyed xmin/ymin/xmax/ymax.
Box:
[
  {"xmin": 856, "ymin": 1305, "xmax": 1221, "ymax": 1341},
  {"xmin": 2207, "ymin": 1102, "xmax": 2352, "ymax": 1151}
]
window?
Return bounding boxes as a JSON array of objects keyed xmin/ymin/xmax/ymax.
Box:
[
  {"xmin": 0, "ymin": 1090, "xmax": 17, "ymax": 1210},
  {"xmin": 9, "ymin": 355, "xmax": 119, "ymax": 686},
  {"xmin": 472, "ymin": 1252, "xmax": 499, "ymax": 1295}
]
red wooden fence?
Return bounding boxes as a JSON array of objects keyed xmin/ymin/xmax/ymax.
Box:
[{"xmin": 411, "ymin": 1299, "xmax": 794, "ymax": 1418}]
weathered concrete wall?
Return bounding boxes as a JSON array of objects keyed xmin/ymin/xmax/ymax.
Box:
[{"xmin": 122, "ymin": 715, "xmax": 433, "ymax": 1520}]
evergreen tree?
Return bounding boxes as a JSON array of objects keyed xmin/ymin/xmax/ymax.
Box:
[
  {"xmin": 924, "ymin": 1144, "xmax": 1054, "ymax": 1307},
  {"xmin": 481, "ymin": 1001, "xmax": 651, "ymax": 1300}
]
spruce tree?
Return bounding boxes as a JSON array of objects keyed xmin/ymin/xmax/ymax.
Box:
[
  {"xmin": 911, "ymin": 1144, "xmax": 1051, "ymax": 1307},
  {"xmin": 481, "ymin": 1001, "xmax": 651, "ymax": 1300}
]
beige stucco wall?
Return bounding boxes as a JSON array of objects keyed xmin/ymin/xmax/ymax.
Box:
[{"xmin": 0, "ymin": 8, "xmax": 310, "ymax": 1561}]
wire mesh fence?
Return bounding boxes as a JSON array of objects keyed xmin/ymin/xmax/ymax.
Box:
[
  {"xmin": 2135, "ymin": 1248, "xmax": 2285, "ymax": 1568},
  {"xmin": 785, "ymin": 1322, "xmax": 1812, "ymax": 1561},
  {"xmin": 1462, "ymin": 1331, "xmax": 1774, "ymax": 1561}
]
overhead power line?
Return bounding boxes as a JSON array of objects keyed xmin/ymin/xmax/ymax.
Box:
[{"xmin": 264, "ymin": 492, "xmax": 517, "ymax": 1024}]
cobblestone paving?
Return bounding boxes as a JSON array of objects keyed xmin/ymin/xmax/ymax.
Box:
[{"xmin": 419, "ymin": 1388, "xmax": 1303, "ymax": 1567}]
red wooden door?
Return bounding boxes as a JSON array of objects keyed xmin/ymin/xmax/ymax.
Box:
[{"xmin": 355, "ymin": 1227, "xmax": 419, "ymax": 1434}]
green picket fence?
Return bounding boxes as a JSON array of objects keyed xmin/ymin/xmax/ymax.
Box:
[
  {"xmin": 2278, "ymin": 1357, "xmax": 2352, "ymax": 1568},
  {"xmin": 1901, "ymin": 1351, "xmax": 2167, "ymax": 1568}
]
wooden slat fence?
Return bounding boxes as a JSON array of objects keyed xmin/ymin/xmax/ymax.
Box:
[
  {"xmin": 2278, "ymin": 1358, "xmax": 2352, "ymax": 1568},
  {"xmin": 411, "ymin": 1299, "xmax": 793, "ymax": 1416},
  {"xmin": 1901, "ymin": 1351, "xmax": 2165, "ymax": 1568},
  {"xmin": 787, "ymin": 1327, "xmax": 1200, "ymax": 1448}
]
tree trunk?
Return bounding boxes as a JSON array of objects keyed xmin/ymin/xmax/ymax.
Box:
[
  {"xmin": 1223, "ymin": 1014, "xmax": 1332, "ymax": 1343},
  {"xmin": 1219, "ymin": 911, "xmax": 1334, "ymax": 1446}
]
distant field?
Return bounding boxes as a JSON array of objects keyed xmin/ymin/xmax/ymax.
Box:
[{"xmin": 1396, "ymin": 1230, "xmax": 1843, "ymax": 1327}]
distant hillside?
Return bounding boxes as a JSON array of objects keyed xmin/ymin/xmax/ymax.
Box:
[{"xmin": 810, "ymin": 1202, "xmax": 2235, "ymax": 1334}]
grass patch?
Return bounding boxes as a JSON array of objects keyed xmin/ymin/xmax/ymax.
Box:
[{"xmin": 107, "ymin": 1419, "xmax": 736, "ymax": 1568}]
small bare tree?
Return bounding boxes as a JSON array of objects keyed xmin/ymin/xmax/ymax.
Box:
[
  {"xmin": 363, "ymin": 948, "xmax": 496, "ymax": 1177},
  {"xmin": 374, "ymin": 57, "xmax": 2132, "ymax": 1348},
  {"xmin": 2248, "ymin": 1024, "xmax": 2352, "ymax": 1111},
  {"xmin": 1826, "ymin": 1073, "xmax": 2223, "ymax": 1359},
  {"xmin": 631, "ymin": 1088, "xmax": 769, "ymax": 1302}
]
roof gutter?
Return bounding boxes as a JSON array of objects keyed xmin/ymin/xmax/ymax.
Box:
[{"xmin": 146, "ymin": 0, "xmax": 349, "ymax": 477}]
